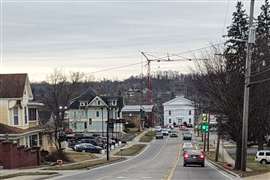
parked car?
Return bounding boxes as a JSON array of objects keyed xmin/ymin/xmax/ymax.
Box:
[
  {"xmin": 170, "ymin": 131, "xmax": 178, "ymax": 138},
  {"xmin": 183, "ymin": 149, "xmax": 205, "ymax": 167},
  {"xmin": 183, "ymin": 133, "xmax": 192, "ymax": 141},
  {"xmin": 255, "ymin": 150, "xmax": 270, "ymax": 164},
  {"xmin": 155, "ymin": 126, "xmax": 162, "ymax": 132},
  {"xmin": 186, "ymin": 124, "xmax": 193, "ymax": 128},
  {"xmin": 156, "ymin": 131, "xmax": 164, "ymax": 139},
  {"xmin": 162, "ymin": 129, "xmax": 169, "ymax": 136},
  {"xmin": 74, "ymin": 143, "xmax": 103, "ymax": 153}
]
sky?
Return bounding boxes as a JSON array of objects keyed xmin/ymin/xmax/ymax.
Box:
[{"xmin": 0, "ymin": 0, "xmax": 264, "ymax": 81}]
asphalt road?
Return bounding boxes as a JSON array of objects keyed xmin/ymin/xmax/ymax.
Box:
[{"xmin": 52, "ymin": 131, "xmax": 236, "ymax": 180}]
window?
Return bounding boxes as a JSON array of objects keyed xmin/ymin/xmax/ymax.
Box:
[
  {"xmin": 24, "ymin": 107, "xmax": 28, "ymax": 124},
  {"xmin": 89, "ymin": 118, "xmax": 92, "ymax": 125},
  {"xmin": 29, "ymin": 108, "xmax": 37, "ymax": 121},
  {"xmin": 29, "ymin": 134, "xmax": 38, "ymax": 147},
  {"xmin": 84, "ymin": 122, "xmax": 87, "ymax": 129},
  {"xmin": 266, "ymin": 152, "xmax": 270, "ymax": 156},
  {"xmin": 13, "ymin": 107, "xmax": 19, "ymax": 125},
  {"xmin": 96, "ymin": 111, "xmax": 100, "ymax": 117},
  {"xmin": 169, "ymin": 119, "xmax": 172, "ymax": 123},
  {"xmin": 97, "ymin": 100, "xmax": 100, "ymax": 105},
  {"xmin": 85, "ymin": 110, "xmax": 88, "ymax": 117},
  {"xmin": 189, "ymin": 118, "xmax": 191, "ymax": 124},
  {"xmin": 189, "ymin": 110, "xmax": 192, "ymax": 115},
  {"xmin": 169, "ymin": 110, "xmax": 171, "ymax": 116},
  {"xmin": 259, "ymin": 152, "xmax": 265, "ymax": 156},
  {"xmin": 74, "ymin": 112, "xmax": 76, "ymax": 118}
]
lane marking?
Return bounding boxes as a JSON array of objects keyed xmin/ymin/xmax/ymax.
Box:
[{"xmin": 206, "ymin": 160, "xmax": 237, "ymax": 180}]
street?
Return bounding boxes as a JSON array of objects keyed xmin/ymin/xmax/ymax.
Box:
[{"xmin": 51, "ymin": 132, "xmax": 236, "ymax": 180}]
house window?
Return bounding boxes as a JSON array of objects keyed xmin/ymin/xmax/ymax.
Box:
[
  {"xmin": 169, "ymin": 110, "xmax": 171, "ymax": 116},
  {"xmin": 89, "ymin": 118, "xmax": 92, "ymax": 125},
  {"xmin": 189, "ymin": 118, "xmax": 191, "ymax": 124},
  {"xmin": 84, "ymin": 122, "xmax": 87, "ymax": 129},
  {"xmin": 74, "ymin": 112, "xmax": 76, "ymax": 118},
  {"xmin": 29, "ymin": 108, "xmax": 37, "ymax": 121},
  {"xmin": 85, "ymin": 110, "xmax": 88, "ymax": 117},
  {"xmin": 13, "ymin": 107, "xmax": 19, "ymax": 125},
  {"xmin": 97, "ymin": 100, "xmax": 100, "ymax": 105},
  {"xmin": 29, "ymin": 134, "xmax": 38, "ymax": 147},
  {"xmin": 96, "ymin": 111, "xmax": 100, "ymax": 117},
  {"xmin": 189, "ymin": 110, "xmax": 192, "ymax": 115},
  {"xmin": 169, "ymin": 119, "xmax": 172, "ymax": 123},
  {"xmin": 24, "ymin": 107, "xmax": 28, "ymax": 124}
]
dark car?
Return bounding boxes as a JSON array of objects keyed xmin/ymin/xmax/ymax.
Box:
[
  {"xmin": 74, "ymin": 143, "xmax": 103, "ymax": 153},
  {"xmin": 156, "ymin": 132, "xmax": 164, "ymax": 139},
  {"xmin": 183, "ymin": 150, "xmax": 205, "ymax": 167},
  {"xmin": 183, "ymin": 133, "xmax": 192, "ymax": 141}
]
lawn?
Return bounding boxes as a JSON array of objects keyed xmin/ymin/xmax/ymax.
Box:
[
  {"xmin": 115, "ymin": 144, "xmax": 146, "ymax": 156},
  {"xmin": 0, "ymin": 172, "xmax": 58, "ymax": 179},
  {"xmin": 66, "ymin": 151, "xmax": 97, "ymax": 162},
  {"xmin": 45, "ymin": 157, "xmax": 123, "ymax": 170},
  {"xmin": 139, "ymin": 131, "xmax": 155, "ymax": 143}
]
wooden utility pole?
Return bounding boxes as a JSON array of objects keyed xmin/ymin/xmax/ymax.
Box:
[
  {"xmin": 207, "ymin": 113, "xmax": 210, "ymax": 152},
  {"xmin": 215, "ymin": 133, "xmax": 220, "ymax": 162},
  {"xmin": 241, "ymin": 0, "xmax": 255, "ymax": 171}
]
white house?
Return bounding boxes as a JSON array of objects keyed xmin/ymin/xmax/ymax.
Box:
[
  {"xmin": 163, "ymin": 96, "xmax": 195, "ymax": 126},
  {"xmin": 68, "ymin": 88, "xmax": 124, "ymax": 134}
]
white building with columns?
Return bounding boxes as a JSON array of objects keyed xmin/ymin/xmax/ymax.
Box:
[{"xmin": 163, "ymin": 96, "xmax": 195, "ymax": 126}]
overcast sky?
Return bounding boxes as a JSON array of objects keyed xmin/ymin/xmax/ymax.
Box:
[{"xmin": 0, "ymin": 0, "xmax": 264, "ymax": 81}]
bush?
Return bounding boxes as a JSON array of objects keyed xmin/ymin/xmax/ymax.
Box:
[{"xmin": 44, "ymin": 150, "xmax": 70, "ymax": 163}]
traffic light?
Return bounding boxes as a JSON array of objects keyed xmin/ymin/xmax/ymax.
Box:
[
  {"xmin": 202, "ymin": 114, "xmax": 208, "ymax": 123},
  {"xmin": 201, "ymin": 122, "xmax": 209, "ymax": 133}
]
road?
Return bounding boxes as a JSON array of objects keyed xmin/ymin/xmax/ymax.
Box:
[{"xmin": 51, "ymin": 132, "xmax": 236, "ymax": 180}]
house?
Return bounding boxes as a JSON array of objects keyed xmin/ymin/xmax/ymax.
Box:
[
  {"xmin": 163, "ymin": 96, "xmax": 195, "ymax": 126},
  {"xmin": 68, "ymin": 88, "xmax": 124, "ymax": 134},
  {"xmin": 0, "ymin": 74, "xmax": 44, "ymax": 147},
  {"xmin": 121, "ymin": 105, "xmax": 158, "ymax": 129}
]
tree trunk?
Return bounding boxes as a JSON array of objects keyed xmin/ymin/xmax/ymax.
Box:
[
  {"xmin": 258, "ymin": 135, "xmax": 264, "ymax": 150},
  {"xmin": 234, "ymin": 140, "xmax": 242, "ymax": 170}
]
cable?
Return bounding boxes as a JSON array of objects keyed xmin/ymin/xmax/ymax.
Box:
[
  {"xmin": 89, "ymin": 62, "xmax": 142, "ymax": 74},
  {"xmin": 249, "ymin": 77, "xmax": 270, "ymax": 86},
  {"xmin": 250, "ymin": 66, "xmax": 270, "ymax": 77}
]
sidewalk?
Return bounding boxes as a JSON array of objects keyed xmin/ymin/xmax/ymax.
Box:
[{"xmin": 244, "ymin": 172, "xmax": 270, "ymax": 180}]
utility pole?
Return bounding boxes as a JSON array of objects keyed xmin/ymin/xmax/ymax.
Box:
[
  {"xmin": 107, "ymin": 107, "xmax": 110, "ymax": 161},
  {"xmin": 241, "ymin": 0, "xmax": 255, "ymax": 172},
  {"xmin": 207, "ymin": 112, "xmax": 210, "ymax": 152}
]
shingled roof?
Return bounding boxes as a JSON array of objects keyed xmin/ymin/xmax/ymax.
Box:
[
  {"xmin": 0, "ymin": 74, "xmax": 27, "ymax": 98},
  {"xmin": 0, "ymin": 123, "xmax": 43, "ymax": 134}
]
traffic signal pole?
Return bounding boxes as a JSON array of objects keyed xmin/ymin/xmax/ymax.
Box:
[
  {"xmin": 241, "ymin": 0, "xmax": 255, "ymax": 171},
  {"xmin": 207, "ymin": 113, "xmax": 210, "ymax": 152}
]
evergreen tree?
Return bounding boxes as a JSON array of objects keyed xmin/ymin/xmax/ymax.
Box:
[{"xmin": 224, "ymin": 1, "xmax": 249, "ymax": 74}]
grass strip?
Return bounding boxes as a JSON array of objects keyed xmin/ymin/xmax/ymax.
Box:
[
  {"xmin": 0, "ymin": 172, "xmax": 58, "ymax": 179},
  {"xmin": 115, "ymin": 144, "xmax": 146, "ymax": 156},
  {"xmin": 139, "ymin": 131, "xmax": 155, "ymax": 143},
  {"xmin": 45, "ymin": 156, "xmax": 123, "ymax": 170}
]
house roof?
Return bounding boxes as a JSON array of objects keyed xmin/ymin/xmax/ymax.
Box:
[
  {"xmin": 0, "ymin": 74, "xmax": 27, "ymax": 98},
  {"xmin": 121, "ymin": 105, "xmax": 154, "ymax": 113},
  {"xmin": 163, "ymin": 96, "xmax": 194, "ymax": 106},
  {"xmin": 69, "ymin": 88, "xmax": 97, "ymax": 109},
  {"xmin": 0, "ymin": 123, "xmax": 43, "ymax": 135}
]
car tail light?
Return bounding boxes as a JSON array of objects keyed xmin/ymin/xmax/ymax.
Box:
[
  {"xmin": 200, "ymin": 154, "xmax": 204, "ymax": 159},
  {"xmin": 184, "ymin": 153, "xmax": 189, "ymax": 159}
]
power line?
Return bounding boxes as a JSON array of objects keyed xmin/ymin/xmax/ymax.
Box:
[
  {"xmin": 89, "ymin": 62, "xmax": 142, "ymax": 74},
  {"xmin": 249, "ymin": 77, "xmax": 270, "ymax": 86},
  {"xmin": 250, "ymin": 66, "xmax": 270, "ymax": 77}
]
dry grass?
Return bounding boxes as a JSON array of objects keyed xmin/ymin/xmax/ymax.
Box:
[
  {"xmin": 115, "ymin": 144, "xmax": 146, "ymax": 156},
  {"xmin": 66, "ymin": 151, "xmax": 97, "ymax": 162},
  {"xmin": 45, "ymin": 156, "xmax": 123, "ymax": 170},
  {"xmin": 139, "ymin": 131, "xmax": 155, "ymax": 143}
]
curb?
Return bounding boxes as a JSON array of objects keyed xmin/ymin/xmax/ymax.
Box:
[
  {"xmin": 207, "ymin": 159, "xmax": 240, "ymax": 178},
  {"xmin": 36, "ymin": 173, "xmax": 61, "ymax": 180}
]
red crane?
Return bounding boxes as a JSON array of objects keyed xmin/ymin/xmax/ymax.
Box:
[{"xmin": 141, "ymin": 52, "xmax": 206, "ymax": 105}]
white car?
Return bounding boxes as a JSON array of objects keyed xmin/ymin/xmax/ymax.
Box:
[
  {"xmin": 155, "ymin": 126, "xmax": 162, "ymax": 132},
  {"xmin": 255, "ymin": 150, "xmax": 270, "ymax": 164},
  {"xmin": 162, "ymin": 129, "xmax": 169, "ymax": 136}
]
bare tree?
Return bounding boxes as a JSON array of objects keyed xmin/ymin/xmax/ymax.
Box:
[{"xmin": 42, "ymin": 69, "xmax": 84, "ymax": 151}]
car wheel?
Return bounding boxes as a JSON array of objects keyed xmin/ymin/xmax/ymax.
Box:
[
  {"xmin": 183, "ymin": 163, "xmax": 186, "ymax": 167},
  {"xmin": 260, "ymin": 159, "xmax": 267, "ymax": 165},
  {"xmin": 201, "ymin": 163, "xmax": 205, "ymax": 167}
]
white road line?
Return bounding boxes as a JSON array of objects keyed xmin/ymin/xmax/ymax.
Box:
[{"xmin": 206, "ymin": 160, "xmax": 238, "ymax": 180}]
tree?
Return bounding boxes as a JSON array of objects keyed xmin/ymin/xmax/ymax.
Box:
[
  {"xmin": 42, "ymin": 69, "xmax": 84, "ymax": 151},
  {"xmin": 249, "ymin": 0, "xmax": 270, "ymax": 150}
]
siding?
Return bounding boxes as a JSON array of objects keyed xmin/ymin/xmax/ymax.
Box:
[{"xmin": 0, "ymin": 100, "xmax": 8, "ymax": 124}]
